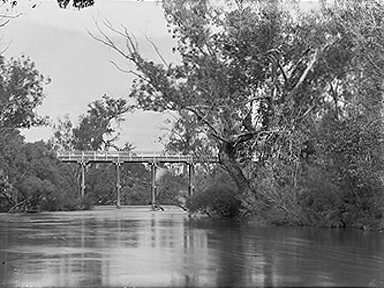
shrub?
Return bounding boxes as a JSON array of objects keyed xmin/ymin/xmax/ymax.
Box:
[
  {"xmin": 186, "ymin": 183, "xmax": 241, "ymax": 218},
  {"xmin": 298, "ymin": 166, "xmax": 344, "ymax": 227}
]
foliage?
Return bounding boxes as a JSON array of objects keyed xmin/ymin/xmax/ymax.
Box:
[
  {"xmin": 14, "ymin": 141, "xmax": 79, "ymax": 211},
  {"xmin": 186, "ymin": 170, "xmax": 241, "ymax": 218},
  {"xmin": 0, "ymin": 168, "xmax": 13, "ymax": 212},
  {"xmin": 0, "ymin": 134, "xmax": 83, "ymax": 212},
  {"xmin": 51, "ymin": 114, "xmax": 74, "ymax": 151},
  {"xmin": 120, "ymin": 163, "xmax": 151, "ymax": 204},
  {"xmin": 186, "ymin": 183, "xmax": 241, "ymax": 218},
  {"xmin": 0, "ymin": 55, "xmax": 50, "ymax": 129},
  {"xmin": 51, "ymin": 94, "xmax": 132, "ymax": 151},
  {"xmin": 156, "ymin": 167, "xmax": 188, "ymax": 205},
  {"xmin": 313, "ymin": 112, "xmax": 384, "ymax": 228},
  {"xmin": 72, "ymin": 94, "xmax": 132, "ymax": 151},
  {"xmin": 0, "ymin": 53, "xmax": 54, "ymax": 212},
  {"xmin": 298, "ymin": 166, "xmax": 344, "ymax": 227}
]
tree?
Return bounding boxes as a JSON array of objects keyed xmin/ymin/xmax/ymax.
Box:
[
  {"xmin": 0, "ymin": 55, "xmax": 50, "ymax": 129},
  {"xmin": 0, "ymin": 137, "xmax": 82, "ymax": 212},
  {"xmin": 302, "ymin": 0, "xmax": 384, "ymax": 227},
  {"xmin": 54, "ymin": 94, "xmax": 132, "ymax": 151},
  {"xmin": 50, "ymin": 114, "xmax": 75, "ymax": 151},
  {"xmin": 162, "ymin": 110, "xmax": 216, "ymax": 160},
  {"xmin": 0, "ymin": 53, "xmax": 51, "ymax": 211},
  {"xmin": 0, "ymin": 129, "xmax": 23, "ymax": 211},
  {"xmin": 95, "ymin": 0, "xmax": 358, "ymax": 207}
]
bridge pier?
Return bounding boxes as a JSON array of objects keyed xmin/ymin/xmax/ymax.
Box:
[
  {"xmin": 115, "ymin": 162, "xmax": 122, "ymax": 209},
  {"xmin": 188, "ymin": 163, "xmax": 195, "ymax": 196},
  {"xmin": 80, "ymin": 162, "xmax": 86, "ymax": 198},
  {"xmin": 150, "ymin": 162, "xmax": 157, "ymax": 210}
]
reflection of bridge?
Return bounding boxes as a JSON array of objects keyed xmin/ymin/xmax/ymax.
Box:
[{"xmin": 57, "ymin": 151, "xmax": 216, "ymax": 209}]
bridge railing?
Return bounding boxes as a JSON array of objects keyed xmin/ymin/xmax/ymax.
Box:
[{"xmin": 56, "ymin": 150, "xmax": 195, "ymax": 163}]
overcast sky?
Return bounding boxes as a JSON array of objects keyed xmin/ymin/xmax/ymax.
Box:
[{"xmin": 1, "ymin": 0, "xmax": 180, "ymax": 152}]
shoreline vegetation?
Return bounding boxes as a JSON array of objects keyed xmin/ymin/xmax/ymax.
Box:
[{"xmin": 1, "ymin": 1, "xmax": 384, "ymax": 232}]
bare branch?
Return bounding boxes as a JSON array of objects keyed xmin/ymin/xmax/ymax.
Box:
[
  {"xmin": 139, "ymin": 30, "xmax": 169, "ymax": 67},
  {"xmin": 108, "ymin": 60, "xmax": 149, "ymax": 85},
  {"xmin": 89, "ymin": 20, "xmax": 136, "ymax": 62},
  {"xmin": 108, "ymin": 60, "xmax": 131, "ymax": 74},
  {"xmin": 0, "ymin": 19, "xmax": 10, "ymax": 27},
  {"xmin": 0, "ymin": 11, "xmax": 21, "ymax": 28}
]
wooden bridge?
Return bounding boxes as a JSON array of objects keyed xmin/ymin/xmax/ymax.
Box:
[
  {"xmin": 57, "ymin": 151, "xmax": 216, "ymax": 210},
  {"xmin": 57, "ymin": 150, "xmax": 195, "ymax": 164}
]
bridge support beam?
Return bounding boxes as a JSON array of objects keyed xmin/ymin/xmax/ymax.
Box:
[
  {"xmin": 80, "ymin": 162, "xmax": 86, "ymax": 198},
  {"xmin": 188, "ymin": 163, "xmax": 195, "ymax": 196},
  {"xmin": 150, "ymin": 162, "xmax": 157, "ymax": 210},
  {"xmin": 115, "ymin": 162, "xmax": 122, "ymax": 209}
]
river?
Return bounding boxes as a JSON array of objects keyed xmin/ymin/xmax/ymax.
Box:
[{"xmin": 0, "ymin": 206, "xmax": 383, "ymax": 287}]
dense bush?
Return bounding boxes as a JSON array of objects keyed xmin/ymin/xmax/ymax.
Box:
[
  {"xmin": 186, "ymin": 182, "xmax": 241, "ymax": 218},
  {"xmin": 298, "ymin": 166, "xmax": 345, "ymax": 228}
]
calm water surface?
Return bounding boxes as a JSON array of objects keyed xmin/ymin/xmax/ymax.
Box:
[{"xmin": 0, "ymin": 206, "xmax": 384, "ymax": 287}]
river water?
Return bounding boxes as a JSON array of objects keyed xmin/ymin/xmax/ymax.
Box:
[{"xmin": 0, "ymin": 206, "xmax": 383, "ymax": 287}]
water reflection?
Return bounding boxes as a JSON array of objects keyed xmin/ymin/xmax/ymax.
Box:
[{"xmin": 0, "ymin": 206, "xmax": 384, "ymax": 287}]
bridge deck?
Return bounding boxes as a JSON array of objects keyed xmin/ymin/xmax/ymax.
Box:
[{"xmin": 57, "ymin": 151, "xmax": 196, "ymax": 164}]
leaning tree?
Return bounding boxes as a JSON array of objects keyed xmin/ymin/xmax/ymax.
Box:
[{"xmin": 93, "ymin": 0, "xmax": 364, "ymax": 208}]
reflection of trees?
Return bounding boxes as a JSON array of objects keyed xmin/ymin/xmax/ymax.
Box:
[
  {"xmin": 211, "ymin": 223, "xmax": 246, "ymax": 287},
  {"xmin": 47, "ymin": 213, "xmax": 142, "ymax": 287}
]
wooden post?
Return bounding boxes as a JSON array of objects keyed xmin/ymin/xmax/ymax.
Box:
[
  {"xmin": 115, "ymin": 162, "xmax": 121, "ymax": 209},
  {"xmin": 188, "ymin": 163, "xmax": 195, "ymax": 196},
  {"xmin": 151, "ymin": 162, "xmax": 157, "ymax": 209},
  {"xmin": 80, "ymin": 162, "xmax": 86, "ymax": 198}
]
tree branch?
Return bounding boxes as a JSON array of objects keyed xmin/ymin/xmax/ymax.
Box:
[
  {"xmin": 140, "ymin": 30, "xmax": 169, "ymax": 67},
  {"xmin": 184, "ymin": 106, "xmax": 228, "ymax": 144},
  {"xmin": 289, "ymin": 49, "xmax": 318, "ymax": 96}
]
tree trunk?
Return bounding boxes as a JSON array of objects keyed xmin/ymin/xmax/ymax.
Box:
[{"xmin": 218, "ymin": 142, "xmax": 257, "ymax": 202}]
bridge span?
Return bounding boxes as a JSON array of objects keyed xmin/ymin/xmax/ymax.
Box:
[
  {"xmin": 57, "ymin": 151, "xmax": 217, "ymax": 210},
  {"xmin": 57, "ymin": 150, "xmax": 195, "ymax": 164}
]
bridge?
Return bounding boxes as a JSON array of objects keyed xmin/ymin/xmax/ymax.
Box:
[
  {"xmin": 57, "ymin": 150, "xmax": 195, "ymax": 164},
  {"xmin": 57, "ymin": 151, "xmax": 217, "ymax": 210}
]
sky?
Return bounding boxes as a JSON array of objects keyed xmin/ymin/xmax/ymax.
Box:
[{"xmin": 1, "ymin": 0, "xmax": 180, "ymax": 152}]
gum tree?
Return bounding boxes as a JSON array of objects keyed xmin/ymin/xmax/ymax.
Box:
[
  {"xmin": 94, "ymin": 0, "xmax": 357, "ymax": 208},
  {"xmin": 51, "ymin": 94, "xmax": 132, "ymax": 151},
  {"xmin": 0, "ymin": 55, "xmax": 50, "ymax": 130}
]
